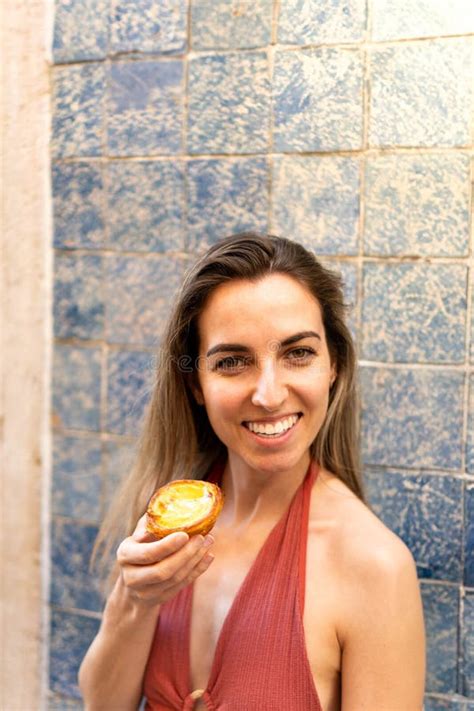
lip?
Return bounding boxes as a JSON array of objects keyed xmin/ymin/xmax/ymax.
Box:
[
  {"xmin": 242, "ymin": 412, "xmax": 302, "ymax": 425},
  {"xmin": 241, "ymin": 414, "xmax": 302, "ymax": 447}
]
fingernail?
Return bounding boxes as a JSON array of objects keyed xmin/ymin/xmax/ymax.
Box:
[{"xmin": 203, "ymin": 534, "xmax": 214, "ymax": 548}]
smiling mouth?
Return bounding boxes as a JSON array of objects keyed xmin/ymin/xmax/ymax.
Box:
[{"xmin": 242, "ymin": 413, "xmax": 302, "ymax": 437}]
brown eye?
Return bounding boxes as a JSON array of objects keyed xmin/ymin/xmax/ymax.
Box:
[
  {"xmin": 286, "ymin": 347, "xmax": 316, "ymax": 361},
  {"xmin": 214, "ymin": 355, "xmax": 249, "ymax": 371}
]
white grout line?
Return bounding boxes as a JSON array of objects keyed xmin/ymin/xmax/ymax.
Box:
[
  {"xmin": 52, "ymin": 145, "xmax": 474, "ymax": 164},
  {"xmin": 51, "ymin": 31, "xmax": 474, "ymax": 69}
]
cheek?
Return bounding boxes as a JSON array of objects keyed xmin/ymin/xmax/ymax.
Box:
[
  {"xmin": 293, "ymin": 360, "xmax": 331, "ymax": 385},
  {"xmin": 302, "ymin": 374, "xmax": 332, "ymax": 413},
  {"xmin": 201, "ymin": 381, "xmax": 242, "ymax": 421}
]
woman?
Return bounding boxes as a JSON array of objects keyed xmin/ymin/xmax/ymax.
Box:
[{"xmin": 79, "ymin": 232, "xmax": 425, "ymax": 710}]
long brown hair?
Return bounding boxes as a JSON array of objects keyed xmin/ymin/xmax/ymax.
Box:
[{"xmin": 93, "ymin": 232, "xmax": 364, "ymax": 576}]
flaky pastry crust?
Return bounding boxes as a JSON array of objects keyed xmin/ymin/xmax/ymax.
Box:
[{"xmin": 146, "ymin": 479, "xmax": 224, "ymax": 538}]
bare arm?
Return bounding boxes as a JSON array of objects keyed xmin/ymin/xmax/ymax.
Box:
[
  {"xmin": 78, "ymin": 516, "xmax": 215, "ymax": 710},
  {"xmin": 339, "ymin": 540, "xmax": 426, "ymax": 711},
  {"xmin": 78, "ymin": 575, "xmax": 161, "ymax": 711}
]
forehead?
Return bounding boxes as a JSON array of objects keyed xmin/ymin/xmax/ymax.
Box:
[{"xmin": 197, "ymin": 274, "xmax": 324, "ymax": 347}]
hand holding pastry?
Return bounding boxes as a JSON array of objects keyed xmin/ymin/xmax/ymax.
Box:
[{"xmin": 116, "ymin": 510, "xmax": 215, "ymax": 608}]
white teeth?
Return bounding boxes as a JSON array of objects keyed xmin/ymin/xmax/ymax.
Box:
[{"xmin": 246, "ymin": 414, "xmax": 299, "ymax": 435}]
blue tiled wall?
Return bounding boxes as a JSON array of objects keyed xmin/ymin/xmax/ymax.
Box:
[{"xmin": 50, "ymin": 0, "xmax": 474, "ymax": 707}]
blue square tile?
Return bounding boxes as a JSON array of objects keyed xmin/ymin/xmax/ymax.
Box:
[
  {"xmin": 50, "ymin": 609, "xmax": 100, "ymax": 697},
  {"xmin": 48, "ymin": 691, "xmax": 84, "ymax": 709},
  {"xmin": 361, "ymin": 263, "xmax": 467, "ymax": 363},
  {"xmin": 462, "ymin": 592, "xmax": 474, "ymax": 696},
  {"xmin": 53, "ymin": 0, "xmax": 108, "ymax": 63},
  {"xmin": 191, "ymin": 0, "xmax": 272, "ymax": 49},
  {"xmin": 52, "ymin": 64, "xmax": 105, "ymax": 158},
  {"xmin": 369, "ymin": 39, "xmax": 473, "ymax": 148},
  {"xmin": 107, "ymin": 161, "xmax": 185, "ymax": 251},
  {"xmin": 372, "ymin": 0, "xmax": 474, "ymax": 40},
  {"xmin": 360, "ymin": 367, "xmax": 464, "ymax": 469},
  {"xmin": 52, "ymin": 345, "xmax": 101, "ymax": 431},
  {"xmin": 106, "ymin": 256, "xmax": 184, "ymax": 346},
  {"xmin": 278, "ymin": 0, "xmax": 366, "ymax": 44},
  {"xmin": 423, "ymin": 696, "xmax": 468, "ymax": 711},
  {"xmin": 52, "ymin": 162, "xmax": 105, "ymax": 249},
  {"xmin": 188, "ymin": 52, "xmax": 270, "ymax": 154},
  {"xmin": 465, "ymin": 483, "xmax": 474, "ymax": 586},
  {"xmin": 469, "ymin": 282, "xmax": 474, "ymax": 363},
  {"xmin": 471, "ymin": 273, "xmax": 474, "ymax": 363},
  {"xmin": 52, "ymin": 436, "xmax": 102, "ymax": 522},
  {"xmin": 107, "ymin": 60, "xmax": 183, "ymax": 156},
  {"xmin": 186, "ymin": 158, "xmax": 269, "ymax": 252},
  {"xmin": 365, "ymin": 469, "xmax": 463, "ymax": 582},
  {"xmin": 421, "ymin": 582, "xmax": 459, "ymax": 693},
  {"xmin": 54, "ymin": 254, "xmax": 104, "ymax": 340},
  {"xmin": 51, "ymin": 519, "xmax": 103, "ymax": 612},
  {"xmin": 363, "ymin": 153, "xmax": 471, "ymax": 257},
  {"xmin": 106, "ymin": 350, "xmax": 153, "ymax": 435},
  {"xmin": 273, "ymin": 48, "xmax": 363, "ymax": 152},
  {"xmin": 467, "ymin": 377, "xmax": 474, "ymax": 473},
  {"xmin": 272, "ymin": 156, "xmax": 360, "ymax": 255},
  {"xmin": 110, "ymin": 0, "xmax": 187, "ymax": 54}
]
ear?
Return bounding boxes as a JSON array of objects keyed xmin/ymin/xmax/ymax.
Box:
[
  {"xmin": 186, "ymin": 373, "xmax": 205, "ymax": 406},
  {"xmin": 193, "ymin": 388, "xmax": 205, "ymax": 406},
  {"xmin": 329, "ymin": 363, "xmax": 337, "ymax": 388}
]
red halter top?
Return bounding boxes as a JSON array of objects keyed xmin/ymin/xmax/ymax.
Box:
[{"xmin": 143, "ymin": 457, "xmax": 323, "ymax": 711}]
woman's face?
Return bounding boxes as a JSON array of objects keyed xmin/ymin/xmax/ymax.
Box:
[{"xmin": 192, "ymin": 273, "xmax": 336, "ymax": 475}]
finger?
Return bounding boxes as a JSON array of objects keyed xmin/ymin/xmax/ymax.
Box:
[
  {"xmin": 163, "ymin": 551, "xmax": 215, "ymax": 597},
  {"xmin": 133, "ymin": 513, "xmax": 160, "ymax": 543},
  {"xmin": 118, "ymin": 529, "xmax": 190, "ymax": 566},
  {"xmin": 143, "ymin": 534, "xmax": 208, "ymax": 583},
  {"xmin": 153, "ymin": 553, "xmax": 214, "ymax": 602},
  {"xmin": 159, "ymin": 536, "xmax": 215, "ymax": 589},
  {"xmin": 121, "ymin": 533, "xmax": 210, "ymax": 588},
  {"xmin": 132, "ymin": 552, "xmax": 215, "ymax": 606}
]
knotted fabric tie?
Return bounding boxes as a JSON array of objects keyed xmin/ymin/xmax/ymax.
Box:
[{"xmin": 183, "ymin": 689, "xmax": 216, "ymax": 710}]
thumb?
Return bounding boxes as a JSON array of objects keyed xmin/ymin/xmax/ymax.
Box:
[{"xmin": 133, "ymin": 513, "xmax": 159, "ymax": 543}]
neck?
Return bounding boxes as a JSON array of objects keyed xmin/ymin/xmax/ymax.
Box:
[{"xmin": 218, "ymin": 452, "xmax": 311, "ymax": 529}]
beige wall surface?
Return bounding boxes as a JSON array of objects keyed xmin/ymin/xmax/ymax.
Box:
[{"xmin": 1, "ymin": 0, "xmax": 53, "ymax": 708}]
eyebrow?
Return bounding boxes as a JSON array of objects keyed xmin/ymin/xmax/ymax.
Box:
[{"xmin": 205, "ymin": 331, "xmax": 321, "ymax": 358}]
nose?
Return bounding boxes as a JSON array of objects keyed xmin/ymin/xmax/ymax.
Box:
[{"xmin": 251, "ymin": 358, "xmax": 288, "ymax": 411}]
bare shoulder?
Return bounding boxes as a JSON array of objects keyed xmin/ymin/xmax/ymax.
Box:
[
  {"xmin": 312, "ymin": 467, "xmax": 416, "ymax": 573},
  {"xmin": 310, "ymin": 468, "xmax": 422, "ymax": 638},
  {"xmin": 310, "ymin": 469, "xmax": 426, "ymax": 710},
  {"xmin": 338, "ymin": 502, "xmax": 420, "ymax": 632}
]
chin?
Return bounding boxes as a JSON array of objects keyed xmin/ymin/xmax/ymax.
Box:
[{"xmin": 233, "ymin": 448, "xmax": 309, "ymax": 473}]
